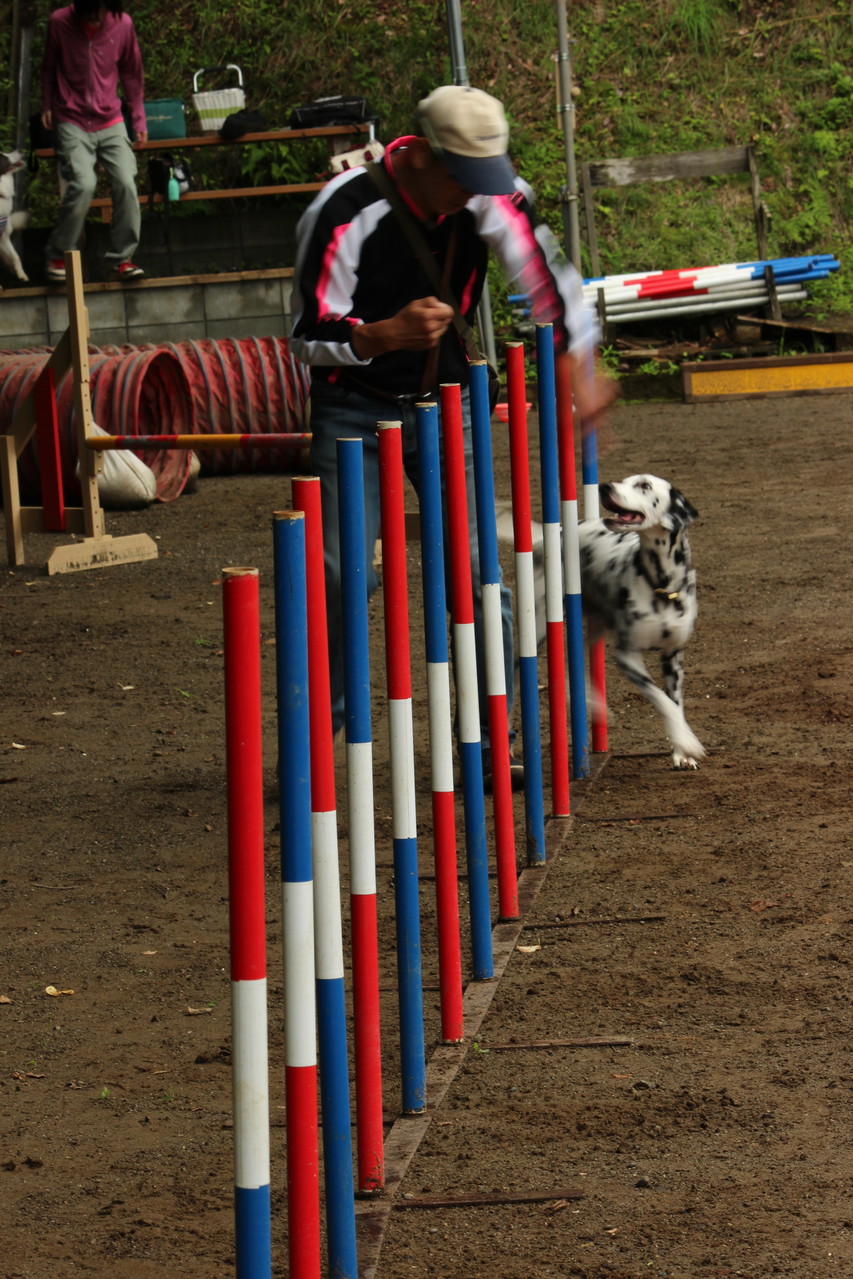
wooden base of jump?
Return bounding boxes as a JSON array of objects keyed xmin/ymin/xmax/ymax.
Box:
[
  {"xmin": 1, "ymin": 250, "xmax": 158, "ymax": 574},
  {"xmin": 682, "ymin": 350, "xmax": 853, "ymax": 402}
]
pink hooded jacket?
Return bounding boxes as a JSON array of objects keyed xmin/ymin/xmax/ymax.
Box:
[{"xmin": 41, "ymin": 5, "xmax": 146, "ymax": 137}]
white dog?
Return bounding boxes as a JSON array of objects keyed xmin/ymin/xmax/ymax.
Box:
[
  {"xmin": 0, "ymin": 151, "xmax": 29, "ymax": 288},
  {"xmin": 578, "ymin": 474, "xmax": 704, "ymax": 769}
]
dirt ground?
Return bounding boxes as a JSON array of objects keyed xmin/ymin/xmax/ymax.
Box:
[{"xmin": 1, "ymin": 388, "xmax": 852, "ymax": 1279}]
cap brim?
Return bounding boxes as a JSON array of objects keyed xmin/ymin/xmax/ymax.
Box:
[{"xmin": 442, "ymin": 149, "xmax": 517, "ymax": 196}]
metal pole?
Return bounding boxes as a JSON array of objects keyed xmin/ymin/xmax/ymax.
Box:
[
  {"xmin": 444, "ymin": 0, "xmax": 498, "ymax": 368},
  {"xmin": 555, "ymin": 0, "xmax": 582, "ymax": 272}
]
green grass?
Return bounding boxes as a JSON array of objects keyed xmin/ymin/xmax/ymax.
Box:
[{"xmin": 3, "ymin": 0, "xmax": 851, "ymax": 315}]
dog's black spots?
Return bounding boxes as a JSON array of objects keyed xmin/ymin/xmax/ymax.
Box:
[{"xmin": 617, "ymin": 585, "xmax": 631, "ymax": 609}]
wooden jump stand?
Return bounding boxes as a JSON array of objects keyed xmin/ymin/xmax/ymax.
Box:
[{"xmin": 0, "ymin": 249, "xmax": 158, "ymax": 574}]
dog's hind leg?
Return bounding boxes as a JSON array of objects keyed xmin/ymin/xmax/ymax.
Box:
[{"xmin": 615, "ymin": 646, "xmax": 705, "ymax": 769}]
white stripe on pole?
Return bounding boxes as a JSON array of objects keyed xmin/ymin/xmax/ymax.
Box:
[
  {"xmin": 348, "ymin": 741, "xmax": 377, "ymax": 898},
  {"xmin": 389, "ymin": 699, "xmax": 417, "ymax": 839},
  {"xmin": 427, "ymin": 663, "xmax": 455, "ymax": 793},
  {"xmin": 312, "ymin": 810, "xmax": 345, "ymax": 981},
  {"xmin": 231, "ymin": 978, "xmax": 271, "ymax": 1190},
  {"xmin": 282, "ymin": 879, "xmax": 317, "ymax": 1069}
]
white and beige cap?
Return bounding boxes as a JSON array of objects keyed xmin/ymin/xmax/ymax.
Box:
[{"xmin": 416, "ymin": 85, "xmax": 517, "ymax": 196}]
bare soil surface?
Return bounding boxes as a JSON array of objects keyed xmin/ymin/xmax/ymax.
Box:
[{"xmin": 2, "ymin": 390, "xmax": 852, "ymax": 1279}]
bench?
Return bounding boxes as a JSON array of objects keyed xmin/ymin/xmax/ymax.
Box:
[{"xmin": 34, "ymin": 123, "xmax": 375, "ymax": 222}]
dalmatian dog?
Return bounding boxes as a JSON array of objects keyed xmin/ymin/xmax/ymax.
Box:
[
  {"xmin": 0, "ymin": 151, "xmax": 29, "ymax": 288},
  {"xmin": 578, "ymin": 474, "xmax": 704, "ymax": 769}
]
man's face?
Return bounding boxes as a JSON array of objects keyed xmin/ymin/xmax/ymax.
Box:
[{"xmin": 422, "ymin": 152, "xmax": 474, "ymax": 217}]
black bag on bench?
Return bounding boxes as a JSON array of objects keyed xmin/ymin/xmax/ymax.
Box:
[{"xmin": 288, "ymin": 95, "xmax": 374, "ymax": 129}]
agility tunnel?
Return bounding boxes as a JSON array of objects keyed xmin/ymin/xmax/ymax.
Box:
[{"xmin": 0, "ymin": 336, "xmax": 311, "ymax": 504}]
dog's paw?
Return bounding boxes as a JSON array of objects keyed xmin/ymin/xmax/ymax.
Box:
[
  {"xmin": 670, "ymin": 728, "xmax": 705, "ymax": 770},
  {"xmin": 16, "ymin": 270, "xmax": 29, "ymax": 282}
]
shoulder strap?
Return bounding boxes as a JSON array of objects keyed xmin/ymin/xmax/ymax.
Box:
[{"xmin": 367, "ymin": 160, "xmax": 483, "ymax": 364}]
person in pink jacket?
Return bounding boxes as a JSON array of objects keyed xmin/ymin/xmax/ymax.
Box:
[{"xmin": 41, "ymin": 0, "xmax": 148, "ymax": 283}]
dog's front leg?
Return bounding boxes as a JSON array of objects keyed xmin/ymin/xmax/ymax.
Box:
[
  {"xmin": 660, "ymin": 649, "xmax": 703, "ymax": 769},
  {"xmin": 615, "ymin": 646, "xmax": 705, "ymax": 769}
]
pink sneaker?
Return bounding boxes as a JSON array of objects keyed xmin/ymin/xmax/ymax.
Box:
[
  {"xmin": 108, "ymin": 261, "xmax": 145, "ymax": 282},
  {"xmin": 45, "ymin": 258, "xmax": 66, "ymax": 283}
]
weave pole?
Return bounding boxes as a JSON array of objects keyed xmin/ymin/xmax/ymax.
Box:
[
  {"xmin": 580, "ymin": 354, "xmax": 608, "ymax": 754},
  {"xmin": 290, "ymin": 478, "xmax": 359, "ymax": 1271},
  {"xmin": 469, "ymin": 361, "xmax": 518, "ymax": 921},
  {"xmin": 378, "ymin": 422, "xmax": 427, "ymax": 1113},
  {"xmin": 272, "ymin": 511, "xmax": 321, "ymax": 1279},
  {"xmin": 439, "ymin": 383, "xmax": 493, "ymax": 981},
  {"xmin": 222, "ymin": 567, "xmax": 271, "ymax": 1279},
  {"xmin": 555, "ymin": 352, "xmax": 590, "ymax": 779},
  {"xmin": 336, "ymin": 438, "xmax": 385, "ymax": 1187},
  {"xmin": 504, "ymin": 344, "xmax": 546, "ymax": 866},
  {"xmin": 533, "ymin": 326, "xmax": 570, "ymax": 815},
  {"xmin": 415, "ymin": 399, "xmax": 464, "ymax": 1044}
]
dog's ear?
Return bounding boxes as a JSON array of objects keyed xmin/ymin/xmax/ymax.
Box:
[{"xmin": 667, "ymin": 486, "xmax": 698, "ymax": 530}]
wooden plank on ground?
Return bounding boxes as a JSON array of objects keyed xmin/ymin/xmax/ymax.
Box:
[{"xmin": 682, "ymin": 351, "xmax": 853, "ymax": 402}]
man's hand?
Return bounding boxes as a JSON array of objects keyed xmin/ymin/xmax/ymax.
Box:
[
  {"xmin": 352, "ymin": 296, "xmax": 454, "ymax": 360},
  {"xmin": 41, "ymin": 110, "xmax": 52, "ymax": 130},
  {"xmin": 135, "ymin": 129, "xmax": 148, "ymax": 145}
]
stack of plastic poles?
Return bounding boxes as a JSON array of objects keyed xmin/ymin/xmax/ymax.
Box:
[
  {"xmin": 335, "ymin": 440, "xmax": 385, "ymax": 1187},
  {"xmin": 582, "ymin": 254, "xmax": 838, "ymax": 324},
  {"xmin": 415, "ymin": 399, "xmax": 464, "ymax": 1044},
  {"xmin": 272, "ymin": 510, "xmax": 321, "ymax": 1279},
  {"xmin": 504, "ymin": 343, "xmax": 546, "ymax": 865},
  {"xmin": 554, "ymin": 350, "xmax": 589, "ymax": 779},
  {"xmin": 583, "ymin": 253, "xmax": 839, "ymax": 298},
  {"xmin": 222, "ymin": 567, "xmax": 272, "ymax": 1279},
  {"xmin": 378, "ymin": 422, "xmax": 427, "ymax": 1115},
  {"xmin": 579, "ymin": 353, "xmax": 608, "ymax": 754},
  {"xmin": 290, "ymin": 476, "xmax": 360, "ymax": 1269},
  {"xmin": 469, "ymin": 362, "xmax": 518, "ymax": 921},
  {"xmin": 440, "ymin": 382, "xmax": 494, "ymax": 981},
  {"xmin": 533, "ymin": 326, "xmax": 570, "ymax": 816}
]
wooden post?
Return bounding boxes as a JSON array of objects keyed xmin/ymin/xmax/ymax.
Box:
[{"xmin": 0, "ymin": 250, "xmax": 158, "ymax": 574}]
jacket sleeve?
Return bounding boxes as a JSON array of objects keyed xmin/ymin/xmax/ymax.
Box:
[
  {"xmin": 289, "ymin": 175, "xmax": 378, "ymax": 368},
  {"xmin": 474, "ymin": 183, "xmax": 598, "ymax": 357},
  {"xmin": 117, "ymin": 17, "xmax": 146, "ymax": 137}
]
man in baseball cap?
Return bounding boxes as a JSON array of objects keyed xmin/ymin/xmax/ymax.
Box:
[
  {"xmin": 291, "ymin": 84, "xmax": 616, "ymax": 789},
  {"xmin": 415, "ymin": 84, "xmax": 517, "ymax": 196}
]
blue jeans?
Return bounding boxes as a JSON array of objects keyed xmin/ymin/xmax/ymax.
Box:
[{"xmin": 309, "ymin": 380, "xmax": 515, "ymax": 744}]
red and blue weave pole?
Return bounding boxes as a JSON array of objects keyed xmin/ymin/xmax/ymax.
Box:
[
  {"xmin": 469, "ymin": 361, "xmax": 518, "ymax": 921},
  {"xmin": 85, "ymin": 432, "xmax": 311, "ymax": 454},
  {"xmin": 378, "ymin": 422, "xmax": 427, "ymax": 1113},
  {"xmin": 504, "ymin": 344, "xmax": 546, "ymax": 865},
  {"xmin": 440, "ymin": 383, "xmax": 494, "ymax": 981},
  {"xmin": 415, "ymin": 400, "xmax": 464, "ymax": 1044},
  {"xmin": 290, "ymin": 478, "xmax": 359, "ymax": 1270},
  {"xmin": 554, "ymin": 351, "xmax": 590, "ymax": 779},
  {"xmin": 579, "ymin": 353, "xmax": 608, "ymax": 755},
  {"xmin": 533, "ymin": 326, "xmax": 571, "ymax": 816},
  {"xmin": 272, "ymin": 510, "xmax": 321, "ymax": 1279},
  {"xmin": 336, "ymin": 437, "xmax": 385, "ymax": 1184},
  {"xmin": 222, "ymin": 567, "xmax": 271, "ymax": 1279}
]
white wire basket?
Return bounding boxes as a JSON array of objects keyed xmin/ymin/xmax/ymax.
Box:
[{"xmin": 192, "ymin": 65, "xmax": 245, "ymax": 132}]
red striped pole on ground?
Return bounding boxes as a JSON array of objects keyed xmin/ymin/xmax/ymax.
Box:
[
  {"xmin": 378, "ymin": 422, "xmax": 426, "ymax": 1113},
  {"xmin": 504, "ymin": 344, "xmax": 546, "ymax": 865},
  {"xmin": 415, "ymin": 399, "xmax": 464, "ymax": 1044},
  {"xmin": 222, "ymin": 567, "xmax": 272, "ymax": 1279},
  {"xmin": 272, "ymin": 510, "xmax": 321, "ymax": 1279}
]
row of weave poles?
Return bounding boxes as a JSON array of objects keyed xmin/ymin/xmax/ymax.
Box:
[{"xmin": 222, "ymin": 323, "xmax": 607, "ymax": 1278}]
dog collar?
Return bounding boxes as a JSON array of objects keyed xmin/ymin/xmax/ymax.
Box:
[{"xmin": 654, "ymin": 587, "xmax": 682, "ymax": 602}]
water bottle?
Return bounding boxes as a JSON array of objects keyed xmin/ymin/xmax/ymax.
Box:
[{"xmin": 167, "ymin": 171, "xmax": 180, "ymax": 202}]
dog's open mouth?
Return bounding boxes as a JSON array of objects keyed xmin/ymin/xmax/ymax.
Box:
[{"xmin": 601, "ymin": 494, "xmax": 644, "ymax": 529}]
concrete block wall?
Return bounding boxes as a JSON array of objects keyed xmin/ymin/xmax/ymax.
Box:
[{"xmin": 0, "ymin": 268, "xmax": 295, "ymax": 350}]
